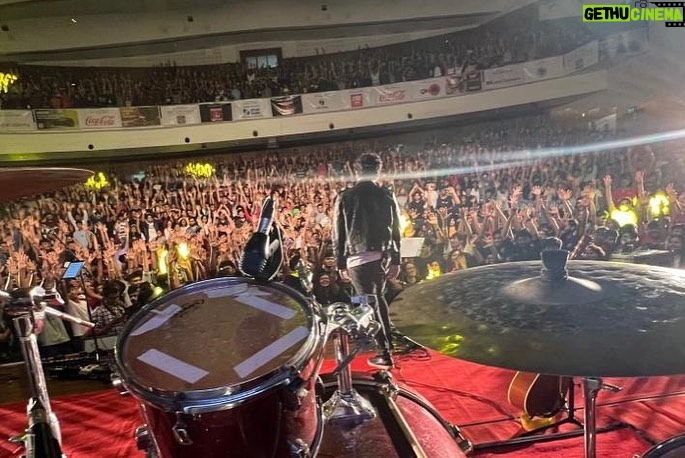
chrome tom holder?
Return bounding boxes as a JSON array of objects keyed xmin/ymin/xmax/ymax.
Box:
[{"xmin": 322, "ymin": 295, "xmax": 381, "ymax": 425}]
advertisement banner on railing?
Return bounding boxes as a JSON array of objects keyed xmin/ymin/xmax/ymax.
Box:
[
  {"xmin": 271, "ymin": 95, "xmax": 303, "ymax": 116},
  {"xmin": 371, "ymin": 83, "xmax": 409, "ymax": 106},
  {"xmin": 563, "ymin": 40, "xmax": 599, "ymax": 73},
  {"xmin": 161, "ymin": 105, "xmax": 202, "ymax": 125},
  {"xmin": 599, "ymin": 27, "xmax": 648, "ymax": 61},
  {"xmin": 348, "ymin": 91, "xmax": 372, "ymax": 109},
  {"xmin": 232, "ymin": 99, "xmax": 271, "ymax": 120},
  {"xmin": 34, "ymin": 109, "xmax": 79, "ymax": 130},
  {"xmin": 521, "ymin": 56, "xmax": 565, "ymax": 81},
  {"xmin": 410, "ymin": 77, "xmax": 445, "ymax": 100},
  {"xmin": 120, "ymin": 106, "xmax": 161, "ymax": 128},
  {"xmin": 302, "ymin": 92, "xmax": 349, "ymax": 113},
  {"xmin": 482, "ymin": 66, "xmax": 523, "ymax": 90},
  {"xmin": 77, "ymin": 108, "xmax": 123, "ymax": 129},
  {"xmin": 482, "ymin": 56, "xmax": 563, "ymax": 90},
  {"xmin": 0, "ymin": 110, "xmax": 35, "ymax": 131},
  {"xmin": 198, "ymin": 103, "xmax": 231, "ymax": 123}
]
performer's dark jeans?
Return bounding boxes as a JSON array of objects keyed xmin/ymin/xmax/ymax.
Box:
[{"xmin": 347, "ymin": 258, "xmax": 393, "ymax": 354}]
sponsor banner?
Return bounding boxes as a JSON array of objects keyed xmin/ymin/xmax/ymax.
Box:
[
  {"xmin": 371, "ymin": 83, "xmax": 409, "ymax": 106},
  {"xmin": 563, "ymin": 40, "xmax": 599, "ymax": 73},
  {"xmin": 443, "ymin": 72, "xmax": 482, "ymax": 95},
  {"xmin": 77, "ymin": 108, "xmax": 123, "ymax": 129},
  {"xmin": 199, "ymin": 103, "xmax": 232, "ymax": 123},
  {"xmin": 120, "ymin": 106, "xmax": 161, "ymax": 128},
  {"xmin": 482, "ymin": 56, "xmax": 563, "ymax": 90},
  {"xmin": 599, "ymin": 28, "xmax": 648, "ymax": 61},
  {"xmin": 0, "ymin": 110, "xmax": 35, "ymax": 131},
  {"xmin": 34, "ymin": 109, "xmax": 79, "ymax": 130},
  {"xmin": 271, "ymin": 95, "xmax": 303, "ymax": 116},
  {"xmin": 232, "ymin": 99, "xmax": 271, "ymax": 120},
  {"xmin": 520, "ymin": 56, "xmax": 565, "ymax": 81},
  {"xmin": 348, "ymin": 91, "xmax": 372, "ymax": 109},
  {"xmin": 410, "ymin": 78, "xmax": 444, "ymax": 100},
  {"xmin": 302, "ymin": 92, "xmax": 349, "ymax": 113},
  {"xmin": 482, "ymin": 66, "xmax": 524, "ymax": 90},
  {"xmin": 161, "ymin": 104, "xmax": 202, "ymax": 125}
]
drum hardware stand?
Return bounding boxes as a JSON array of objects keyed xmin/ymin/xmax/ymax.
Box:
[
  {"xmin": 323, "ymin": 297, "xmax": 380, "ymax": 425},
  {"xmin": 475, "ymin": 376, "xmax": 624, "ymax": 454},
  {"xmin": 6, "ymin": 290, "xmax": 96, "ymax": 458}
]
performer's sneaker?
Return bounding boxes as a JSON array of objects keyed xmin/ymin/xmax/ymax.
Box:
[{"xmin": 368, "ymin": 353, "xmax": 393, "ymax": 369}]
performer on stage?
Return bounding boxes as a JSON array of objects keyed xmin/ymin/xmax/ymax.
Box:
[{"xmin": 332, "ymin": 153, "xmax": 401, "ymax": 369}]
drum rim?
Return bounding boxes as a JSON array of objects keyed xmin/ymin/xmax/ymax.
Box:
[
  {"xmin": 113, "ymin": 276, "xmax": 325, "ymax": 412},
  {"xmin": 643, "ymin": 434, "xmax": 685, "ymax": 457}
]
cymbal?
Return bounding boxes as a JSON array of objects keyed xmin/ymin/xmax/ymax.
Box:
[
  {"xmin": 0, "ymin": 167, "xmax": 93, "ymax": 202},
  {"xmin": 391, "ymin": 251, "xmax": 685, "ymax": 377}
]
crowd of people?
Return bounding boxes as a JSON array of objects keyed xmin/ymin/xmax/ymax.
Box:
[
  {"xmin": 0, "ymin": 5, "xmax": 598, "ymax": 109},
  {"xmin": 0, "ymin": 112, "xmax": 683, "ymax": 363}
]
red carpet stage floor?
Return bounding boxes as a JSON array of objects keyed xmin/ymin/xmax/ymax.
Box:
[{"xmin": 2, "ymin": 350, "xmax": 685, "ymax": 457}]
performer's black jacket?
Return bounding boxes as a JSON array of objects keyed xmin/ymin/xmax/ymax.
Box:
[{"xmin": 332, "ymin": 180, "xmax": 402, "ymax": 270}]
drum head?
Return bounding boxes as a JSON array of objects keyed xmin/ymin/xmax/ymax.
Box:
[{"xmin": 117, "ymin": 278, "xmax": 312, "ymax": 394}]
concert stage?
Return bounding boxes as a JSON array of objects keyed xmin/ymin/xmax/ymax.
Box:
[{"xmin": 2, "ymin": 350, "xmax": 684, "ymax": 457}]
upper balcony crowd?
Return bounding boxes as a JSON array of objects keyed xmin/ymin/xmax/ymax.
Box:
[{"xmin": 0, "ymin": 6, "xmax": 600, "ymax": 110}]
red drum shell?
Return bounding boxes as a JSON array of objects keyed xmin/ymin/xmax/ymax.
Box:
[{"xmin": 114, "ymin": 277, "xmax": 326, "ymax": 458}]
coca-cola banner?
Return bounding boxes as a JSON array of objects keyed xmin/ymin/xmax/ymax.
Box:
[
  {"xmin": 161, "ymin": 104, "xmax": 202, "ymax": 125},
  {"xmin": 34, "ymin": 109, "xmax": 79, "ymax": 130},
  {"xmin": 77, "ymin": 108, "xmax": 123, "ymax": 129},
  {"xmin": 119, "ymin": 106, "xmax": 161, "ymax": 128},
  {"xmin": 0, "ymin": 110, "xmax": 35, "ymax": 131},
  {"xmin": 198, "ymin": 103, "xmax": 232, "ymax": 123},
  {"xmin": 232, "ymin": 99, "xmax": 271, "ymax": 121},
  {"xmin": 371, "ymin": 84, "xmax": 409, "ymax": 106},
  {"xmin": 271, "ymin": 95, "xmax": 303, "ymax": 116},
  {"xmin": 302, "ymin": 92, "xmax": 349, "ymax": 114}
]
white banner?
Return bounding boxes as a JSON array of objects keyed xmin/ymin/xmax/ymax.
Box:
[
  {"xmin": 563, "ymin": 40, "xmax": 599, "ymax": 73},
  {"xmin": 0, "ymin": 110, "xmax": 35, "ymax": 131},
  {"xmin": 482, "ymin": 56, "xmax": 564, "ymax": 90},
  {"xmin": 232, "ymin": 98, "xmax": 272, "ymax": 120},
  {"xmin": 160, "ymin": 105, "xmax": 201, "ymax": 126},
  {"xmin": 599, "ymin": 28, "xmax": 648, "ymax": 61},
  {"xmin": 520, "ymin": 56, "xmax": 565, "ymax": 82},
  {"xmin": 77, "ymin": 108, "xmax": 123, "ymax": 129},
  {"xmin": 370, "ymin": 83, "xmax": 411, "ymax": 106},
  {"xmin": 301, "ymin": 92, "xmax": 349, "ymax": 113},
  {"xmin": 591, "ymin": 113, "xmax": 617, "ymax": 133},
  {"xmin": 482, "ymin": 66, "xmax": 524, "ymax": 90}
]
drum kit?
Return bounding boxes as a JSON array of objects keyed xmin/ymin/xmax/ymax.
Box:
[{"xmin": 4, "ymin": 168, "xmax": 685, "ymax": 458}]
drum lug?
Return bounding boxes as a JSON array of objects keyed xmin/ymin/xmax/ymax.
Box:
[
  {"xmin": 284, "ymin": 379, "xmax": 308, "ymax": 411},
  {"xmin": 135, "ymin": 424, "xmax": 151, "ymax": 451},
  {"xmin": 172, "ymin": 415, "xmax": 193, "ymax": 446},
  {"xmin": 111, "ymin": 374, "xmax": 129, "ymax": 396},
  {"xmin": 288, "ymin": 438, "xmax": 311, "ymax": 458}
]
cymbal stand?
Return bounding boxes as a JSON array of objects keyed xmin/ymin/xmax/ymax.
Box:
[
  {"xmin": 9, "ymin": 294, "xmax": 95, "ymax": 458},
  {"xmin": 475, "ymin": 376, "xmax": 623, "ymax": 452},
  {"xmin": 323, "ymin": 296, "xmax": 381, "ymax": 425},
  {"xmin": 582, "ymin": 377, "xmax": 621, "ymax": 458}
]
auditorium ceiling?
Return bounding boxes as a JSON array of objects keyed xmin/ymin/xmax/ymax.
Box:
[{"xmin": 0, "ymin": 0, "xmax": 535, "ymax": 62}]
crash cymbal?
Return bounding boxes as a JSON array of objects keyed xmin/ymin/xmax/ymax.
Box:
[
  {"xmin": 0, "ymin": 167, "xmax": 93, "ymax": 202},
  {"xmin": 391, "ymin": 250, "xmax": 685, "ymax": 377}
]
